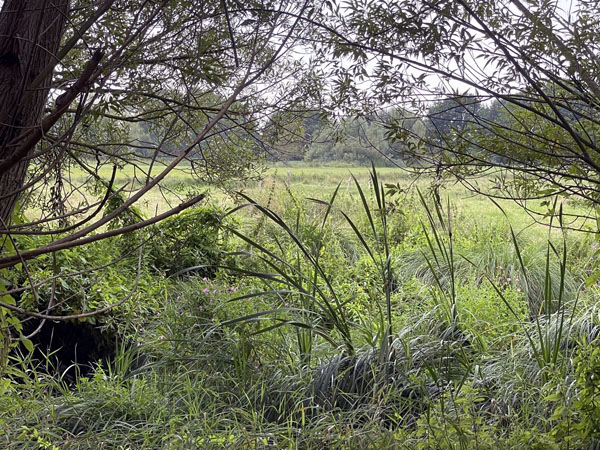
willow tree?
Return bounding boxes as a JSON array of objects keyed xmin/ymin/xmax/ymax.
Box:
[
  {"xmin": 319, "ymin": 0, "xmax": 600, "ymax": 229},
  {"xmin": 0, "ymin": 0, "xmax": 326, "ymax": 333},
  {"xmin": 0, "ymin": 0, "xmax": 71, "ymax": 227}
]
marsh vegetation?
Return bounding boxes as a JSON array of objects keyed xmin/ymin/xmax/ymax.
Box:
[{"xmin": 2, "ymin": 166, "xmax": 600, "ymax": 448}]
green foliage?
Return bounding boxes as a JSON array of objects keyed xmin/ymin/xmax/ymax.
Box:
[
  {"xmin": 0, "ymin": 205, "xmax": 31, "ymax": 373},
  {"xmin": 301, "ymin": 111, "xmax": 423, "ymax": 166},
  {"xmin": 10, "ymin": 239, "xmax": 166, "ymax": 331},
  {"xmin": 222, "ymin": 167, "xmax": 417, "ymax": 361},
  {"xmin": 456, "ymin": 281, "xmax": 527, "ymax": 345},
  {"xmin": 103, "ymin": 190, "xmax": 141, "ymax": 224},
  {"xmin": 547, "ymin": 338, "xmax": 600, "ymax": 447},
  {"xmin": 399, "ymin": 226, "xmax": 577, "ymax": 320},
  {"xmin": 227, "ymin": 187, "xmax": 357, "ymax": 357},
  {"xmin": 143, "ymin": 277, "xmax": 261, "ymax": 369},
  {"xmin": 571, "ymin": 343, "xmax": 600, "ymax": 439},
  {"xmin": 147, "ymin": 206, "xmax": 235, "ymax": 278},
  {"xmin": 413, "ymin": 383, "xmax": 499, "ymax": 449}
]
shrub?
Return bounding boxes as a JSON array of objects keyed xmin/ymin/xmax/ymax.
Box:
[
  {"xmin": 548, "ymin": 338, "xmax": 600, "ymax": 447},
  {"xmin": 147, "ymin": 206, "xmax": 236, "ymax": 278}
]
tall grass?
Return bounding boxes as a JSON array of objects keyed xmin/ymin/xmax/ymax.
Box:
[
  {"xmin": 399, "ymin": 222, "xmax": 577, "ymax": 320},
  {"xmin": 223, "ymin": 185, "xmax": 357, "ymax": 357},
  {"xmin": 219, "ymin": 166, "xmax": 403, "ymax": 363}
]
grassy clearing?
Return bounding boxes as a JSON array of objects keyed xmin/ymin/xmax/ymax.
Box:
[
  {"xmin": 3, "ymin": 165, "xmax": 600, "ymax": 448},
  {"xmin": 60, "ymin": 162, "xmax": 588, "ymax": 235}
]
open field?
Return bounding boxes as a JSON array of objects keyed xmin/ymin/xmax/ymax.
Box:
[{"xmin": 56, "ymin": 163, "xmax": 591, "ymax": 235}]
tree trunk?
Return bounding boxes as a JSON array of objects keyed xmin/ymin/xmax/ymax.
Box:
[{"xmin": 0, "ymin": 0, "xmax": 69, "ymax": 228}]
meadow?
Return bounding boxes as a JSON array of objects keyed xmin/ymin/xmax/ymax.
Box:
[
  {"xmin": 77, "ymin": 163, "xmax": 567, "ymax": 228},
  {"xmin": 2, "ymin": 165, "xmax": 600, "ymax": 448}
]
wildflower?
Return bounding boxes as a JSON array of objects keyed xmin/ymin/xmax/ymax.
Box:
[
  {"xmin": 507, "ymin": 277, "xmax": 512, "ymax": 282},
  {"xmin": 211, "ymin": 317, "xmax": 215, "ymax": 322},
  {"xmin": 199, "ymin": 305, "xmax": 203, "ymax": 311},
  {"xmin": 203, "ymin": 288, "xmax": 210, "ymax": 293},
  {"xmin": 176, "ymin": 295, "xmax": 181, "ymax": 301},
  {"xmin": 157, "ymin": 312, "xmax": 161, "ymax": 317},
  {"xmin": 203, "ymin": 277, "xmax": 208, "ymax": 281}
]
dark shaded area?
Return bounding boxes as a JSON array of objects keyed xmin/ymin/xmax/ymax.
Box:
[{"xmin": 21, "ymin": 320, "xmax": 116, "ymax": 379}]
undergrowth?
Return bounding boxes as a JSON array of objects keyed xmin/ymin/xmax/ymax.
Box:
[{"xmin": 1, "ymin": 169, "xmax": 599, "ymax": 449}]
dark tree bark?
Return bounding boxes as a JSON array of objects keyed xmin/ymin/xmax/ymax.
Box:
[{"xmin": 0, "ymin": 0, "xmax": 69, "ymax": 226}]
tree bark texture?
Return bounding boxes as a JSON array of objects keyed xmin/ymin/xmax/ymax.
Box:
[{"xmin": 0, "ymin": 0, "xmax": 69, "ymax": 227}]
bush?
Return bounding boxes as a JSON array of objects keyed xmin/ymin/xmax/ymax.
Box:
[
  {"xmin": 548, "ymin": 338, "xmax": 600, "ymax": 447},
  {"xmin": 147, "ymin": 206, "xmax": 236, "ymax": 278}
]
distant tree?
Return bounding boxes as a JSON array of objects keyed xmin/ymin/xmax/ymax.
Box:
[
  {"xmin": 262, "ymin": 111, "xmax": 311, "ymax": 162},
  {"xmin": 424, "ymin": 97, "xmax": 481, "ymax": 147},
  {"xmin": 302, "ymin": 109, "xmax": 423, "ymax": 166}
]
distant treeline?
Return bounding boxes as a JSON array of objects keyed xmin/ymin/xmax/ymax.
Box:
[
  {"xmin": 127, "ymin": 97, "xmax": 512, "ymax": 167},
  {"xmin": 267, "ymin": 97, "xmax": 514, "ymax": 166}
]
